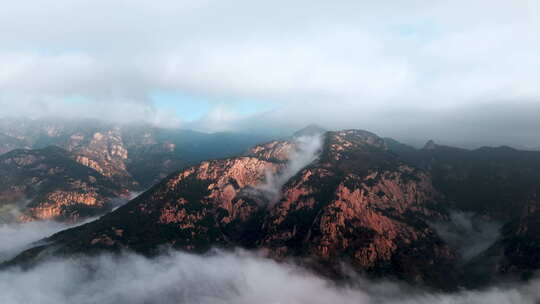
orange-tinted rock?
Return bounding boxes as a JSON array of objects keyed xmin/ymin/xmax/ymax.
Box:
[
  {"xmin": 9, "ymin": 129, "xmax": 458, "ymax": 287},
  {"xmin": 248, "ymin": 141, "xmax": 295, "ymax": 162},
  {"xmin": 0, "ymin": 146, "xmax": 127, "ymax": 223},
  {"xmin": 22, "ymin": 190, "xmax": 105, "ymax": 222}
]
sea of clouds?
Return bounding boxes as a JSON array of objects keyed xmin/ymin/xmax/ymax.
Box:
[
  {"xmin": 0, "ymin": 209, "xmax": 538, "ymax": 304},
  {"xmin": 1, "ymin": 247, "xmax": 540, "ymax": 304}
]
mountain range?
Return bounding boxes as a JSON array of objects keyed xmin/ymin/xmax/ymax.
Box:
[
  {"xmin": 0, "ymin": 118, "xmax": 271, "ymax": 222},
  {"xmin": 2, "ymin": 119, "xmax": 540, "ymax": 290}
]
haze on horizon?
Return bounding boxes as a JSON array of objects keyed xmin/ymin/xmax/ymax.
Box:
[{"xmin": 1, "ymin": 0, "xmax": 539, "ymax": 148}]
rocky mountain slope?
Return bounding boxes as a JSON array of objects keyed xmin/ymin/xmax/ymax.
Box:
[
  {"xmin": 7, "ymin": 129, "xmax": 458, "ymax": 288},
  {"xmin": 0, "ymin": 146, "xmax": 127, "ymax": 222},
  {"xmin": 0, "ymin": 118, "xmax": 271, "ymax": 189},
  {"xmin": 0, "ymin": 118, "xmax": 270, "ymax": 223},
  {"xmin": 6, "ymin": 128, "xmax": 540, "ymax": 290}
]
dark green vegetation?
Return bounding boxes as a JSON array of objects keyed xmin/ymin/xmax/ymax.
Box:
[
  {"xmin": 388, "ymin": 140, "xmax": 540, "ymax": 286},
  {"xmin": 392, "ymin": 143, "xmax": 540, "ymax": 220}
]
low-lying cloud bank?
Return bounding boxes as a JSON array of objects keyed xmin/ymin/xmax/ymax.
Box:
[
  {"xmin": 0, "ymin": 220, "xmax": 77, "ymax": 262},
  {"xmin": 0, "ymin": 198, "xmax": 532, "ymax": 304},
  {"xmin": 0, "ymin": 193, "xmax": 137, "ymax": 262},
  {"xmin": 1, "ymin": 248, "xmax": 540, "ymax": 304}
]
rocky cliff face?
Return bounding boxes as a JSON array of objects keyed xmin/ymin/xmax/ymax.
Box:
[
  {"xmin": 68, "ymin": 129, "xmax": 134, "ymax": 187},
  {"xmin": 258, "ymin": 130, "xmax": 455, "ymax": 284},
  {"xmin": 247, "ymin": 140, "xmax": 294, "ymax": 162},
  {"xmin": 9, "ymin": 129, "xmax": 458, "ymax": 287},
  {"xmin": 0, "ymin": 146, "xmax": 127, "ymax": 222},
  {"xmin": 6, "ymin": 125, "xmax": 540, "ymax": 289},
  {"xmin": 0, "ymin": 119, "xmax": 136, "ymax": 188},
  {"xmin": 0, "ymin": 118, "xmax": 271, "ymax": 189}
]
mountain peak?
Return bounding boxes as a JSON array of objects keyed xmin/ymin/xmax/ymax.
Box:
[
  {"xmin": 423, "ymin": 139, "xmax": 437, "ymax": 150},
  {"xmin": 293, "ymin": 124, "xmax": 326, "ymax": 138}
]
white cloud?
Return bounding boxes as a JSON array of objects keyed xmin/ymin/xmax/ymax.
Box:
[
  {"xmin": 0, "ymin": 220, "xmax": 80, "ymax": 262},
  {"xmin": 2, "ymin": 248, "xmax": 540, "ymax": 304},
  {"xmin": 256, "ymin": 134, "xmax": 323, "ymax": 202},
  {"xmin": 430, "ymin": 211, "xmax": 502, "ymax": 260},
  {"xmin": 0, "ymin": 0, "xmax": 539, "ymax": 144}
]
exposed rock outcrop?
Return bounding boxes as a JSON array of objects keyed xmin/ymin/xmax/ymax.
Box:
[
  {"xmin": 68, "ymin": 129, "xmax": 134, "ymax": 187},
  {"xmin": 8, "ymin": 130, "xmax": 458, "ymax": 288},
  {"xmin": 6, "ymin": 124, "xmax": 540, "ymax": 290},
  {"xmin": 0, "ymin": 146, "xmax": 127, "ymax": 222},
  {"xmin": 0, "ymin": 118, "xmax": 271, "ymax": 189}
]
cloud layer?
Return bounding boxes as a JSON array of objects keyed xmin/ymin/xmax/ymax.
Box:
[
  {"xmin": 430, "ymin": 211, "xmax": 502, "ymax": 260},
  {"xmin": 0, "ymin": 220, "xmax": 81, "ymax": 262},
  {"xmin": 0, "ymin": 203, "xmax": 536, "ymax": 304},
  {"xmin": 2, "ymin": 248, "xmax": 540, "ymax": 304},
  {"xmin": 1, "ymin": 0, "xmax": 539, "ymax": 145}
]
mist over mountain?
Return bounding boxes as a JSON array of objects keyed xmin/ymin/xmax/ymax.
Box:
[
  {"xmin": 0, "ymin": 118, "xmax": 272, "ymax": 225},
  {"xmin": 2, "ymin": 117, "xmax": 540, "ymax": 302},
  {"xmin": 4, "ymin": 249, "xmax": 540, "ymax": 304},
  {"xmin": 2, "ymin": 0, "xmax": 540, "ymax": 303},
  {"xmin": 1, "ymin": 125, "xmax": 538, "ymax": 289}
]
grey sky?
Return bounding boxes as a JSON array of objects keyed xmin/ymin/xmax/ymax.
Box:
[{"xmin": 0, "ymin": 0, "xmax": 539, "ymax": 146}]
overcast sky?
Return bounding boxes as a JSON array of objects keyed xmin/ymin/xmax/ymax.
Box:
[{"xmin": 0, "ymin": 0, "xmax": 539, "ymax": 147}]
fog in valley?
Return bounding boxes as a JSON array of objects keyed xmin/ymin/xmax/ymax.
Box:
[
  {"xmin": 1, "ymin": 246, "xmax": 540, "ymax": 304},
  {"xmin": 1, "ymin": 1, "xmax": 540, "ymax": 303}
]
